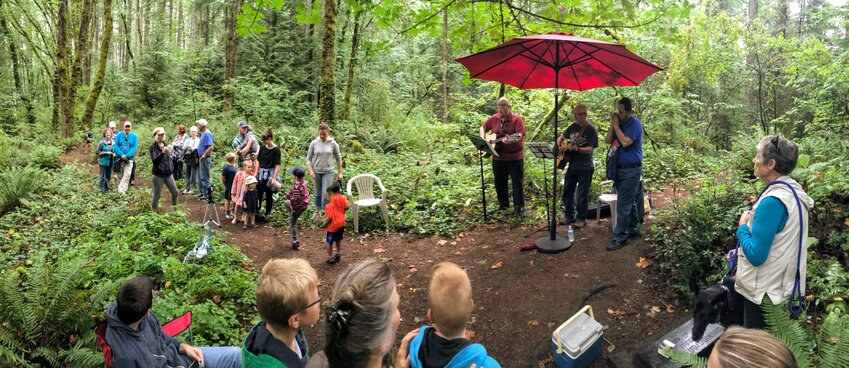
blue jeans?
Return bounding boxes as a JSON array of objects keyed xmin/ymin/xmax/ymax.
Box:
[
  {"xmin": 197, "ymin": 346, "xmax": 242, "ymax": 368},
  {"xmin": 313, "ymin": 172, "xmax": 335, "ymax": 210},
  {"xmin": 561, "ymin": 168, "xmax": 593, "ymax": 221},
  {"xmin": 99, "ymin": 165, "xmax": 112, "ymax": 192},
  {"xmin": 199, "ymin": 156, "xmax": 212, "ymax": 198},
  {"xmin": 613, "ymin": 166, "xmax": 642, "ymax": 242}
]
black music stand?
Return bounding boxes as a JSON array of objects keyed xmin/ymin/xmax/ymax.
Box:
[
  {"xmin": 468, "ymin": 134, "xmax": 499, "ymax": 222},
  {"xmin": 526, "ymin": 142, "xmax": 571, "ymax": 253}
]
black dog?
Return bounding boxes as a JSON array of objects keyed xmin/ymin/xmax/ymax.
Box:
[{"xmin": 691, "ymin": 276, "xmax": 744, "ymax": 341}]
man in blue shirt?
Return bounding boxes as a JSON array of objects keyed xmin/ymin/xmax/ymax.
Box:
[
  {"xmin": 114, "ymin": 121, "xmax": 139, "ymax": 194},
  {"xmin": 605, "ymin": 97, "xmax": 643, "ymax": 251},
  {"xmin": 196, "ymin": 119, "xmax": 215, "ymax": 200}
]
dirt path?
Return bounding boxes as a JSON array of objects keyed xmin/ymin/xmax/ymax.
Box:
[{"xmin": 64, "ymin": 146, "xmax": 684, "ymax": 367}]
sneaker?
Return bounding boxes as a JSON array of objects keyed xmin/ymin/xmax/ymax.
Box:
[
  {"xmin": 574, "ymin": 220, "xmax": 586, "ymax": 229},
  {"xmin": 606, "ymin": 239, "xmax": 628, "ymax": 251},
  {"xmin": 225, "ymin": 212, "xmax": 234, "ymax": 220},
  {"xmin": 559, "ymin": 218, "xmax": 577, "ymax": 225},
  {"xmin": 325, "ymin": 256, "xmax": 337, "ymax": 265},
  {"xmin": 515, "ymin": 208, "xmax": 526, "ymax": 217},
  {"xmin": 628, "ymin": 231, "xmax": 643, "ymax": 239},
  {"xmin": 292, "ymin": 241, "xmax": 300, "ymax": 251},
  {"xmin": 333, "ymin": 254, "xmax": 341, "ymax": 263},
  {"xmin": 251, "ymin": 224, "xmax": 260, "ymax": 229},
  {"xmin": 242, "ymin": 224, "xmax": 248, "ymax": 230}
]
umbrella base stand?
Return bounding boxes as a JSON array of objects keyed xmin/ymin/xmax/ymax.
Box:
[{"xmin": 534, "ymin": 233, "xmax": 571, "ymax": 253}]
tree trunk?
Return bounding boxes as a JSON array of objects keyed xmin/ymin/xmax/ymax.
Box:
[
  {"xmin": 306, "ymin": 0, "xmax": 314, "ymax": 64},
  {"xmin": 528, "ymin": 92, "xmax": 570, "ymax": 142},
  {"xmin": 82, "ymin": 0, "xmax": 113, "ymax": 130},
  {"xmin": 56, "ymin": 0, "xmax": 72, "ymax": 136},
  {"xmin": 342, "ymin": 9, "xmax": 360, "ymax": 121},
  {"xmin": 319, "ymin": 0, "xmax": 337, "ymax": 125},
  {"xmin": 440, "ymin": 8, "xmax": 449, "ymax": 123},
  {"xmin": 189, "ymin": 1, "xmax": 196, "ymax": 47},
  {"xmin": 777, "ymin": 0, "xmax": 788, "ymax": 37},
  {"xmin": 177, "ymin": 0, "xmax": 183, "ymax": 47},
  {"xmin": 121, "ymin": 2, "xmax": 135, "ymax": 70},
  {"xmin": 203, "ymin": 1, "xmax": 210, "ymax": 46},
  {"xmin": 223, "ymin": 0, "xmax": 242, "ymax": 111},
  {"xmin": 0, "ymin": 0, "xmax": 36, "ymax": 126},
  {"xmin": 66, "ymin": 0, "xmax": 95, "ymax": 136},
  {"xmin": 747, "ymin": 0, "xmax": 757, "ymax": 27}
]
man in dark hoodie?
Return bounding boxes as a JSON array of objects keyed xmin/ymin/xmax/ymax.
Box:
[{"xmin": 104, "ymin": 276, "xmax": 242, "ymax": 368}]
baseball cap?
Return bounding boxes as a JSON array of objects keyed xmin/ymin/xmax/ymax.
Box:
[
  {"xmin": 288, "ymin": 166, "xmax": 306, "ymax": 178},
  {"xmin": 108, "ymin": 121, "xmax": 116, "ymax": 128},
  {"xmin": 124, "ymin": 121, "xmax": 132, "ymax": 128},
  {"xmin": 152, "ymin": 127, "xmax": 166, "ymax": 137},
  {"xmin": 238, "ymin": 121, "xmax": 248, "ymax": 128},
  {"xmin": 245, "ymin": 176, "xmax": 258, "ymax": 185},
  {"xmin": 195, "ymin": 119, "xmax": 208, "ymax": 126}
]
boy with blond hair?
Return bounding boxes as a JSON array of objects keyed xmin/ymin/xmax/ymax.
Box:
[
  {"xmin": 221, "ymin": 152, "xmax": 238, "ymax": 219},
  {"xmin": 407, "ymin": 262, "xmax": 501, "ymax": 368},
  {"xmin": 243, "ymin": 258, "xmax": 321, "ymax": 368}
]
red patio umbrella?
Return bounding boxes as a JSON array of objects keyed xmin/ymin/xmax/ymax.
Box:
[{"xmin": 457, "ymin": 32, "xmax": 662, "ymax": 252}]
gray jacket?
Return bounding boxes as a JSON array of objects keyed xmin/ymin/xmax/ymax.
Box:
[
  {"xmin": 306, "ymin": 137, "xmax": 342, "ymax": 174},
  {"xmin": 104, "ymin": 302, "xmax": 191, "ymax": 368}
]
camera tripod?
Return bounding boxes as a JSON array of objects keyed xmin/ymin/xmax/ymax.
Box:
[{"xmin": 202, "ymin": 186, "xmax": 221, "ymax": 228}]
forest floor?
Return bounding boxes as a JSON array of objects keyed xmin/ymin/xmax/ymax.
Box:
[{"xmin": 63, "ymin": 145, "xmax": 686, "ymax": 367}]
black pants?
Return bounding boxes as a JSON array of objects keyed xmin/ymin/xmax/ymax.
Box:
[
  {"xmin": 492, "ymin": 159, "xmax": 524, "ymax": 211},
  {"xmin": 742, "ymin": 297, "xmax": 767, "ymax": 329},
  {"xmin": 130, "ymin": 160, "xmax": 136, "ymax": 184},
  {"xmin": 173, "ymin": 159, "xmax": 184, "ymax": 181},
  {"xmin": 257, "ymin": 180, "xmax": 274, "ymax": 217}
]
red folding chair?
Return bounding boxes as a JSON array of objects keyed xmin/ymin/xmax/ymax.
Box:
[{"xmin": 95, "ymin": 311, "xmax": 193, "ymax": 368}]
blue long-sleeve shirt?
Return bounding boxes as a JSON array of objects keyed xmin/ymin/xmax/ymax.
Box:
[
  {"xmin": 114, "ymin": 131, "xmax": 139, "ymax": 159},
  {"xmin": 736, "ymin": 197, "xmax": 788, "ymax": 266}
]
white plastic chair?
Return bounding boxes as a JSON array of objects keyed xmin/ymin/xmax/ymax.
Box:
[
  {"xmin": 598, "ymin": 180, "xmax": 618, "ymax": 229},
  {"xmin": 346, "ymin": 174, "xmax": 389, "ymax": 233}
]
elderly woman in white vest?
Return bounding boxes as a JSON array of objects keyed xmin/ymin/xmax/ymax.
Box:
[{"xmin": 733, "ymin": 134, "xmax": 813, "ymax": 329}]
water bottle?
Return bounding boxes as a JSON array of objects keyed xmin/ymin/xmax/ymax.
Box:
[{"xmin": 567, "ymin": 226, "xmax": 575, "ymax": 242}]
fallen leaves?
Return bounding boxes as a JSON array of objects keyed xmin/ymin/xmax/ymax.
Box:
[
  {"xmin": 647, "ymin": 306, "xmax": 661, "ymax": 318},
  {"xmin": 491, "ymin": 261, "xmax": 503, "ymax": 269},
  {"xmin": 844, "ymin": 218, "xmax": 849, "ymax": 227},
  {"xmin": 436, "ymin": 240, "xmax": 448, "ymax": 246},
  {"xmin": 373, "ymin": 247, "xmax": 386, "ymax": 254},
  {"xmin": 635, "ymin": 257, "xmax": 652, "ymax": 269},
  {"xmin": 528, "ymin": 319, "xmax": 540, "ymax": 326},
  {"xmin": 607, "ymin": 308, "xmax": 627, "ymax": 320}
]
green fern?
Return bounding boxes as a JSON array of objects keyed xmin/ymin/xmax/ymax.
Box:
[
  {"xmin": 763, "ymin": 301, "xmax": 816, "ymax": 368},
  {"xmin": 816, "ymin": 310, "xmax": 849, "ymax": 368},
  {"xmin": 0, "ymin": 253, "xmax": 117, "ymax": 368},
  {"xmin": 662, "ymin": 346, "xmax": 707, "ymax": 368},
  {"xmin": 0, "ymin": 166, "xmax": 47, "ymax": 214}
]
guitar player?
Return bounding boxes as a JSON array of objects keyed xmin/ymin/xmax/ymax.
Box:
[
  {"xmin": 479, "ymin": 96, "xmax": 526, "ymax": 217},
  {"xmin": 556, "ymin": 103, "xmax": 599, "ymax": 228}
]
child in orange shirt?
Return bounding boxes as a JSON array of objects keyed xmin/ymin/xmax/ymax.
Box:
[{"xmin": 322, "ymin": 182, "xmax": 349, "ymax": 265}]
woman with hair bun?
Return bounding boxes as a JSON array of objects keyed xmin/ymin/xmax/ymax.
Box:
[{"xmin": 306, "ymin": 259, "xmax": 416, "ymax": 368}]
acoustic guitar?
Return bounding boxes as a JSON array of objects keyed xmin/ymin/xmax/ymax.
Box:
[{"xmin": 556, "ymin": 136, "xmax": 587, "ymax": 169}]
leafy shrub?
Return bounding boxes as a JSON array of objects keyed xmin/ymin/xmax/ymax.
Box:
[
  {"xmin": 0, "ymin": 253, "xmax": 122, "ymax": 367},
  {"xmin": 649, "ymin": 179, "xmax": 751, "ymax": 301},
  {"xmin": 29, "ymin": 145, "xmax": 63, "ymax": 170},
  {"xmin": 0, "ymin": 166, "xmax": 48, "ymax": 214}
]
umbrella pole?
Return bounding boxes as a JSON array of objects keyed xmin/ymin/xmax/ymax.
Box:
[
  {"xmin": 533, "ymin": 74, "xmax": 571, "ymax": 253},
  {"xmin": 551, "ymin": 86, "xmax": 558, "ymax": 241}
]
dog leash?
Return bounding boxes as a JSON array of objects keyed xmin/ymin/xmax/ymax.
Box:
[{"xmin": 730, "ymin": 180, "xmax": 806, "ymax": 316}]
